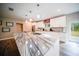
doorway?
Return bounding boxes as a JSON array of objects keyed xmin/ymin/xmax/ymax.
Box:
[{"xmin": 16, "ymin": 23, "xmax": 23, "ymax": 32}]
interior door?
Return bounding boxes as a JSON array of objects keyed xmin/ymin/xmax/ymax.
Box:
[{"xmin": 16, "ymin": 23, "xmax": 23, "ymax": 32}]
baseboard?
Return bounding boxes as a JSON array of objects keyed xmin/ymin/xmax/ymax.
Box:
[{"xmin": 0, "ymin": 37, "xmax": 14, "ymax": 41}]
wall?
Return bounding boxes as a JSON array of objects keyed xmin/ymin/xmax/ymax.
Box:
[
  {"xmin": 0, "ymin": 17, "xmax": 25, "ymax": 39},
  {"xmin": 23, "ymin": 21, "xmax": 32, "ymax": 32},
  {"xmin": 66, "ymin": 12, "xmax": 79, "ymax": 41}
]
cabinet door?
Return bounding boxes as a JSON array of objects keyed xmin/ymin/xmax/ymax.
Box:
[
  {"xmin": 50, "ymin": 16, "xmax": 66, "ymax": 27},
  {"xmin": 36, "ymin": 21, "xmax": 45, "ymax": 28}
]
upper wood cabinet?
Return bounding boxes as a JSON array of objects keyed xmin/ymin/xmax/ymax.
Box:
[{"xmin": 50, "ymin": 16, "xmax": 66, "ymax": 27}]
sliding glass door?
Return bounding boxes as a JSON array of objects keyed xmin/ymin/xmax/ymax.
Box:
[{"xmin": 71, "ymin": 22, "xmax": 79, "ymax": 42}]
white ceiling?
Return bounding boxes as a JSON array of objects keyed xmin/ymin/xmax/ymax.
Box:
[{"xmin": 0, "ymin": 3, "xmax": 79, "ymax": 21}]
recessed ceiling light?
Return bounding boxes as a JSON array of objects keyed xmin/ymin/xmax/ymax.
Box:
[
  {"xmin": 57, "ymin": 9, "xmax": 61, "ymax": 12},
  {"xmin": 37, "ymin": 14, "xmax": 40, "ymax": 19},
  {"xmin": 29, "ymin": 18, "xmax": 32, "ymax": 21}
]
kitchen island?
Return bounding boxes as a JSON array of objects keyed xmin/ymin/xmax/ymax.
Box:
[{"xmin": 14, "ymin": 32, "xmax": 63, "ymax": 56}]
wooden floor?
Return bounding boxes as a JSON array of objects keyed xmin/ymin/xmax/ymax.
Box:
[{"xmin": 0, "ymin": 39, "xmax": 20, "ymax": 56}]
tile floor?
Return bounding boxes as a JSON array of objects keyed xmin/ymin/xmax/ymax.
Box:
[{"xmin": 60, "ymin": 39, "xmax": 79, "ymax": 56}]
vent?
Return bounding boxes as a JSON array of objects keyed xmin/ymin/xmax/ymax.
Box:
[{"xmin": 8, "ymin": 7, "xmax": 14, "ymax": 11}]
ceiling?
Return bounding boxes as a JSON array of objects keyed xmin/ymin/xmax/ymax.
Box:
[{"xmin": 0, "ymin": 3, "xmax": 79, "ymax": 21}]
